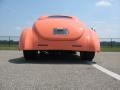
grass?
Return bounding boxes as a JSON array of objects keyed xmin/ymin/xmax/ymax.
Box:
[
  {"xmin": 0, "ymin": 44, "xmax": 120, "ymax": 52},
  {"xmin": 101, "ymin": 46, "xmax": 120, "ymax": 52},
  {"xmin": 0, "ymin": 45, "xmax": 18, "ymax": 50}
]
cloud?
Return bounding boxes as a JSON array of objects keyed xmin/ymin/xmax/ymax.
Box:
[{"xmin": 95, "ymin": 0, "xmax": 112, "ymax": 7}]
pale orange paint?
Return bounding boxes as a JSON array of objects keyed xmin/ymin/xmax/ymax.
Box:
[{"xmin": 19, "ymin": 15, "xmax": 100, "ymax": 52}]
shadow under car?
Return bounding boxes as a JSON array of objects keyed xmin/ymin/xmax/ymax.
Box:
[{"xmin": 8, "ymin": 54, "xmax": 96, "ymax": 64}]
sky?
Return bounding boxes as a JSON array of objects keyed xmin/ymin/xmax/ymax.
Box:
[{"xmin": 0, "ymin": 0, "xmax": 120, "ymax": 38}]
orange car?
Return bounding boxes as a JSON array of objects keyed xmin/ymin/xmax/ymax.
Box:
[{"xmin": 19, "ymin": 15, "xmax": 100, "ymax": 61}]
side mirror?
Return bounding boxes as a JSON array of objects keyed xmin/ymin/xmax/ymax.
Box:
[{"xmin": 91, "ymin": 27, "xmax": 96, "ymax": 31}]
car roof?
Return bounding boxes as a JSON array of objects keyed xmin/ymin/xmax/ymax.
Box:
[{"xmin": 38, "ymin": 15, "xmax": 76, "ymax": 20}]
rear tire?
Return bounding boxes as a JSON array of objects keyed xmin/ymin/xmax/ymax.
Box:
[
  {"xmin": 80, "ymin": 51, "xmax": 95, "ymax": 61},
  {"xmin": 23, "ymin": 50, "xmax": 37, "ymax": 60}
]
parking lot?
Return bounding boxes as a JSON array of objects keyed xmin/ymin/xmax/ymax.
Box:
[{"xmin": 0, "ymin": 51, "xmax": 120, "ymax": 90}]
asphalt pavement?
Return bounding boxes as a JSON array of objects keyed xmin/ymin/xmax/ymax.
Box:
[{"xmin": 0, "ymin": 51, "xmax": 120, "ymax": 90}]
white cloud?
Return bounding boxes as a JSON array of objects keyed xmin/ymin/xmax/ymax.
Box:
[{"xmin": 95, "ymin": 0, "xmax": 112, "ymax": 7}]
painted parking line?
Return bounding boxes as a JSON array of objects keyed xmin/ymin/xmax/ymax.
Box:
[{"xmin": 92, "ymin": 63, "xmax": 120, "ymax": 80}]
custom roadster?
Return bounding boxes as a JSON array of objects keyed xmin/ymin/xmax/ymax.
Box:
[{"xmin": 19, "ymin": 15, "xmax": 100, "ymax": 61}]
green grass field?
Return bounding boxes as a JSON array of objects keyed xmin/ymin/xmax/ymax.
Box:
[
  {"xmin": 0, "ymin": 44, "xmax": 120, "ymax": 52},
  {"xmin": 101, "ymin": 46, "xmax": 120, "ymax": 52},
  {"xmin": 0, "ymin": 45, "xmax": 18, "ymax": 50}
]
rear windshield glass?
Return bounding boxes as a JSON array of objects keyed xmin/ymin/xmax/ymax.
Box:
[{"xmin": 48, "ymin": 15, "xmax": 72, "ymax": 19}]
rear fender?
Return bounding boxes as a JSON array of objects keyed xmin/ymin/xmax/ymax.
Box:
[
  {"xmin": 87, "ymin": 30, "xmax": 100, "ymax": 52},
  {"xmin": 19, "ymin": 28, "xmax": 33, "ymax": 50}
]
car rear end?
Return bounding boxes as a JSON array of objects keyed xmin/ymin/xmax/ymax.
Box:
[
  {"xmin": 20, "ymin": 15, "xmax": 100, "ymax": 61},
  {"xmin": 33, "ymin": 15, "xmax": 91, "ymax": 51}
]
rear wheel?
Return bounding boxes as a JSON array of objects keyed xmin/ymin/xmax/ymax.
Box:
[
  {"xmin": 80, "ymin": 51, "xmax": 95, "ymax": 61},
  {"xmin": 23, "ymin": 50, "xmax": 37, "ymax": 60}
]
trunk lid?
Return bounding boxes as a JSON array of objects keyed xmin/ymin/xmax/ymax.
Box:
[{"xmin": 34, "ymin": 19, "xmax": 84, "ymax": 41}]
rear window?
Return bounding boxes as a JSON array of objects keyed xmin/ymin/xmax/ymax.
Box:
[{"xmin": 48, "ymin": 15, "xmax": 72, "ymax": 19}]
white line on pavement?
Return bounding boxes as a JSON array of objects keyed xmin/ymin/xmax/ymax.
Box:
[{"xmin": 92, "ymin": 64, "xmax": 120, "ymax": 80}]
